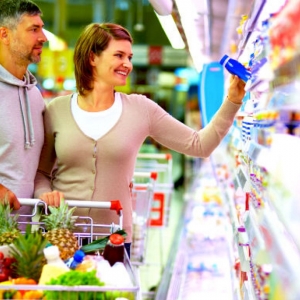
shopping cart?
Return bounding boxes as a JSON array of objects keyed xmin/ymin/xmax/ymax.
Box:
[
  {"xmin": 135, "ymin": 153, "xmax": 174, "ymax": 228},
  {"xmin": 131, "ymin": 171, "xmax": 157, "ymax": 266},
  {"xmin": 134, "ymin": 153, "xmax": 174, "ymax": 298},
  {"xmin": 0, "ymin": 199, "xmax": 140, "ymax": 300}
]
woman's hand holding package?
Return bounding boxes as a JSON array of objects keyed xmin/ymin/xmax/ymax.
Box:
[
  {"xmin": 39, "ymin": 190, "xmax": 64, "ymax": 207},
  {"xmin": 226, "ymin": 75, "xmax": 246, "ymax": 105}
]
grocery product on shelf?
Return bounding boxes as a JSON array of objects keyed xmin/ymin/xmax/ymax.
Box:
[{"xmin": 223, "ymin": 0, "xmax": 300, "ymax": 298}]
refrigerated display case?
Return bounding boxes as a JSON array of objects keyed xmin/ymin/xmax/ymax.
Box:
[{"xmin": 157, "ymin": 0, "xmax": 300, "ymax": 299}]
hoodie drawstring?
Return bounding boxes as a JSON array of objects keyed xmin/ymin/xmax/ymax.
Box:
[
  {"xmin": 18, "ymin": 86, "xmax": 35, "ymax": 149},
  {"xmin": 25, "ymin": 87, "xmax": 35, "ymax": 147}
]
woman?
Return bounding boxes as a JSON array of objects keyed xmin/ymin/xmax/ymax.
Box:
[{"xmin": 34, "ymin": 23, "xmax": 246, "ymax": 254}]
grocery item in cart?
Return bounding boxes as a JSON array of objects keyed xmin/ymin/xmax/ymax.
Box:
[
  {"xmin": 41, "ymin": 199, "xmax": 80, "ymax": 261},
  {"xmin": 103, "ymin": 233, "xmax": 125, "ymax": 266},
  {"xmin": 0, "ymin": 199, "xmax": 139, "ymax": 299},
  {"xmin": 0, "ymin": 201, "xmax": 20, "ymax": 247},
  {"xmin": 80, "ymin": 229, "xmax": 127, "ymax": 254},
  {"xmin": 9, "ymin": 226, "xmax": 48, "ymax": 282},
  {"xmin": 43, "ymin": 245, "xmax": 70, "ymax": 270},
  {"xmin": 67, "ymin": 249, "xmax": 85, "ymax": 270},
  {"xmin": 39, "ymin": 245, "xmax": 70, "ymax": 285},
  {"xmin": 39, "ymin": 245, "xmax": 70, "ymax": 284}
]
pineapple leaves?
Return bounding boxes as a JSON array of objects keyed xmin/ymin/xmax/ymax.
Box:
[
  {"xmin": 9, "ymin": 226, "xmax": 48, "ymax": 281},
  {"xmin": 0, "ymin": 200, "xmax": 20, "ymax": 245}
]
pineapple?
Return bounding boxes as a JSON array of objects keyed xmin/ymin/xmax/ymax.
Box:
[
  {"xmin": 9, "ymin": 226, "xmax": 48, "ymax": 281},
  {"xmin": 42, "ymin": 200, "xmax": 79, "ymax": 261},
  {"xmin": 0, "ymin": 198, "xmax": 21, "ymax": 246}
]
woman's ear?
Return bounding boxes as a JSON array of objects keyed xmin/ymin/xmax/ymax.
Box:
[{"xmin": 89, "ymin": 51, "xmax": 97, "ymax": 66}]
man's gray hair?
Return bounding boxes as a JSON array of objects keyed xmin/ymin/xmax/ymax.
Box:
[{"xmin": 0, "ymin": 0, "xmax": 42, "ymax": 29}]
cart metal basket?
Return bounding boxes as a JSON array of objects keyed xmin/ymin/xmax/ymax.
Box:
[
  {"xmin": 135, "ymin": 153, "xmax": 174, "ymax": 228},
  {"xmin": 0, "ymin": 199, "xmax": 140, "ymax": 300}
]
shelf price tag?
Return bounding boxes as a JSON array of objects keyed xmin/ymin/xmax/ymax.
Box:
[
  {"xmin": 238, "ymin": 245, "xmax": 250, "ymax": 272},
  {"xmin": 236, "ymin": 166, "xmax": 251, "ymax": 192},
  {"xmin": 244, "ymin": 208, "xmax": 269, "ymax": 265},
  {"xmin": 247, "ymin": 141, "xmax": 262, "ymax": 162}
]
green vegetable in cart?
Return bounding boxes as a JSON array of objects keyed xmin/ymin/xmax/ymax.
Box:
[
  {"xmin": 80, "ymin": 230, "xmax": 127, "ymax": 254},
  {"xmin": 44, "ymin": 270, "xmax": 105, "ymax": 300},
  {"xmin": 105, "ymin": 290, "xmax": 135, "ymax": 300}
]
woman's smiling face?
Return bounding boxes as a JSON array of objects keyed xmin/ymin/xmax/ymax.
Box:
[{"xmin": 91, "ymin": 39, "xmax": 133, "ymax": 87}]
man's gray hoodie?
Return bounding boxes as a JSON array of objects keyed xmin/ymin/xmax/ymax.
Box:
[{"xmin": 0, "ymin": 64, "xmax": 45, "ymax": 206}]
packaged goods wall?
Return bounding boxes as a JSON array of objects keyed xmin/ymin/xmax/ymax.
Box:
[{"xmin": 157, "ymin": 0, "xmax": 300, "ymax": 299}]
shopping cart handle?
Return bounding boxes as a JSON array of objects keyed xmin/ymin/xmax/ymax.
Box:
[
  {"xmin": 18, "ymin": 199, "xmax": 123, "ymax": 216},
  {"xmin": 67, "ymin": 200, "xmax": 123, "ymax": 216},
  {"xmin": 134, "ymin": 171, "xmax": 158, "ymax": 180},
  {"xmin": 18, "ymin": 198, "xmax": 46, "ymax": 207},
  {"xmin": 137, "ymin": 153, "xmax": 172, "ymax": 160}
]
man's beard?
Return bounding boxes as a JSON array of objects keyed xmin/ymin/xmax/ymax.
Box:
[{"xmin": 10, "ymin": 43, "xmax": 42, "ymax": 66}]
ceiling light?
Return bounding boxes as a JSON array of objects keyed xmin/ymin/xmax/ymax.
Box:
[
  {"xmin": 155, "ymin": 12, "xmax": 185, "ymax": 49},
  {"xmin": 174, "ymin": 0, "xmax": 204, "ymax": 71},
  {"xmin": 148, "ymin": 0, "xmax": 173, "ymax": 15},
  {"xmin": 43, "ymin": 29, "xmax": 67, "ymax": 51}
]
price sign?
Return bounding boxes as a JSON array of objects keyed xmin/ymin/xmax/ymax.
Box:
[
  {"xmin": 248, "ymin": 141, "xmax": 262, "ymax": 162},
  {"xmin": 236, "ymin": 166, "xmax": 251, "ymax": 192},
  {"xmin": 238, "ymin": 169, "xmax": 247, "ymax": 189}
]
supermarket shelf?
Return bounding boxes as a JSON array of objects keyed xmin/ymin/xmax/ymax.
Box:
[{"xmin": 238, "ymin": 0, "xmax": 267, "ymax": 57}]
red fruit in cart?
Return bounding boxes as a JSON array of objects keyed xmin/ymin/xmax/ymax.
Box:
[
  {"xmin": 3, "ymin": 257, "xmax": 16, "ymax": 268},
  {"xmin": 0, "ymin": 252, "xmax": 4, "ymax": 260},
  {"xmin": 2, "ymin": 267, "xmax": 11, "ymax": 277},
  {"xmin": 0, "ymin": 272, "xmax": 8, "ymax": 282}
]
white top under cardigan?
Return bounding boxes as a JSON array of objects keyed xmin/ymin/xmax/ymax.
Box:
[{"xmin": 71, "ymin": 92, "xmax": 122, "ymax": 140}]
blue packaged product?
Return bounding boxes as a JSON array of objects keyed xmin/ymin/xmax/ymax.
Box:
[
  {"xmin": 219, "ymin": 54, "xmax": 251, "ymax": 82},
  {"xmin": 67, "ymin": 250, "xmax": 85, "ymax": 270}
]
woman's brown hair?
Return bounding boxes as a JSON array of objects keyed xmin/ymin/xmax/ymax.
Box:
[{"xmin": 73, "ymin": 23, "xmax": 133, "ymax": 95}]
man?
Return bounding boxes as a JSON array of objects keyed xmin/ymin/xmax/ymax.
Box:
[{"xmin": 0, "ymin": 0, "xmax": 47, "ymax": 210}]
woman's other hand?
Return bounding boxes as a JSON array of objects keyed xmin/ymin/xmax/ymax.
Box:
[
  {"xmin": 39, "ymin": 190, "xmax": 64, "ymax": 207},
  {"xmin": 226, "ymin": 75, "xmax": 246, "ymax": 104}
]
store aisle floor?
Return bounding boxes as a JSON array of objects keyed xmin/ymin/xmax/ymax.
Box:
[{"xmin": 139, "ymin": 187, "xmax": 184, "ymax": 297}]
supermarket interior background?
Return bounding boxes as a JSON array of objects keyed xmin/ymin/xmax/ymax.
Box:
[{"xmin": 2, "ymin": 0, "xmax": 300, "ymax": 299}]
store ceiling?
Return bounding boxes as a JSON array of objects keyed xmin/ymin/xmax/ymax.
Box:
[
  {"xmin": 34, "ymin": 0, "xmax": 254, "ymax": 67},
  {"xmin": 171, "ymin": 0, "xmax": 254, "ymax": 62}
]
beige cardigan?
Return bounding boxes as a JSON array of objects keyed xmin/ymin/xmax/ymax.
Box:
[{"xmin": 34, "ymin": 93, "xmax": 241, "ymax": 242}]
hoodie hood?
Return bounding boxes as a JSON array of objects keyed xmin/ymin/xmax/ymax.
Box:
[
  {"xmin": 0, "ymin": 64, "xmax": 38, "ymax": 88},
  {"xmin": 0, "ymin": 64, "xmax": 38, "ymax": 148}
]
